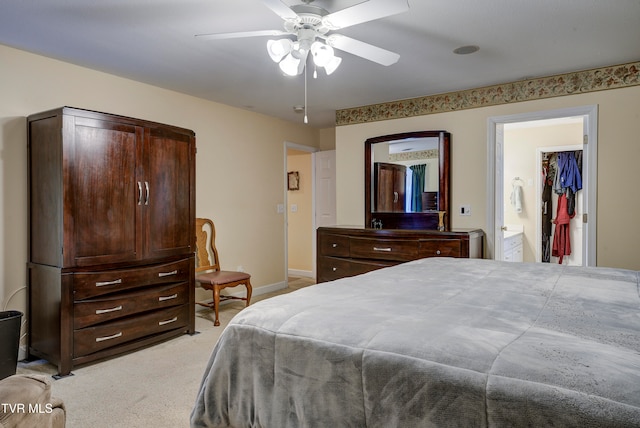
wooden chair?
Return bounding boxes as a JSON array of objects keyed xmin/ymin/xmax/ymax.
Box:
[{"xmin": 195, "ymin": 218, "xmax": 252, "ymax": 326}]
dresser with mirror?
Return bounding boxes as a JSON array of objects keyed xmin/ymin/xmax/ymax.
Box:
[{"xmin": 317, "ymin": 130, "xmax": 484, "ymax": 283}]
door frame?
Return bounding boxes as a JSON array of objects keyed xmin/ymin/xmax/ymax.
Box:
[
  {"xmin": 283, "ymin": 141, "xmax": 318, "ymax": 284},
  {"xmin": 486, "ymin": 105, "xmax": 598, "ymax": 265}
]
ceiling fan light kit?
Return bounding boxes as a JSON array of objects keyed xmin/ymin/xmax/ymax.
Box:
[{"xmin": 197, "ymin": 0, "xmax": 410, "ymax": 121}]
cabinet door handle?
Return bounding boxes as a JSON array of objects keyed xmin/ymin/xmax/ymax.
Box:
[
  {"xmin": 373, "ymin": 247, "xmax": 392, "ymax": 252},
  {"xmin": 144, "ymin": 181, "xmax": 150, "ymax": 205},
  {"xmin": 95, "ymin": 305, "xmax": 123, "ymax": 315},
  {"xmin": 95, "ymin": 278, "xmax": 122, "ymax": 287},
  {"xmin": 96, "ymin": 332, "xmax": 122, "ymax": 342},
  {"xmin": 436, "ymin": 250, "xmax": 441, "ymax": 255},
  {"xmin": 158, "ymin": 317, "xmax": 178, "ymax": 326},
  {"xmin": 137, "ymin": 181, "xmax": 143, "ymax": 205},
  {"xmin": 159, "ymin": 293, "xmax": 178, "ymax": 302},
  {"xmin": 158, "ymin": 270, "xmax": 178, "ymax": 277},
  {"xmin": 393, "ymin": 191, "xmax": 398, "ymax": 203}
]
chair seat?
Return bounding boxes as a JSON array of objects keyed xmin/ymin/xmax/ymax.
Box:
[{"xmin": 196, "ymin": 270, "xmax": 251, "ymax": 286}]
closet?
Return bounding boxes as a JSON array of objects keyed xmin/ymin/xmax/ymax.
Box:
[
  {"xmin": 27, "ymin": 107, "xmax": 196, "ymax": 376},
  {"xmin": 541, "ymin": 149, "xmax": 583, "ymax": 264}
]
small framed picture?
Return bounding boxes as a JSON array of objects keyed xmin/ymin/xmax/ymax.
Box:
[{"xmin": 288, "ymin": 171, "xmax": 300, "ymax": 190}]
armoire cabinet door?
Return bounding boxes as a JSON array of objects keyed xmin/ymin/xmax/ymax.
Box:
[
  {"xmin": 143, "ymin": 127, "xmax": 195, "ymax": 259},
  {"xmin": 66, "ymin": 116, "xmax": 144, "ymax": 267}
]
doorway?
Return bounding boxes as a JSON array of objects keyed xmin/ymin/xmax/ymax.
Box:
[
  {"xmin": 285, "ymin": 143, "xmax": 316, "ymax": 282},
  {"xmin": 487, "ymin": 105, "xmax": 598, "ymax": 266}
]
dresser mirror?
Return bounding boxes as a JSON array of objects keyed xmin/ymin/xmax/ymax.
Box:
[{"xmin": 365, "ymin": 130, "xmax": 451, "ymax": 230}]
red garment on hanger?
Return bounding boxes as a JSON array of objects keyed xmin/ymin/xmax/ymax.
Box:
[{"xmin": 552, "ymin": 193, "xmax": 575, "ymax": 263}]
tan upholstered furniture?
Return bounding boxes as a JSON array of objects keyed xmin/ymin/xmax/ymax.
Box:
[
  {"xmin": 195, "ymin": 218, "xmax": 252, "ymax": 326},
  {"xmin": 0, "ymin": 374, "xmax": 65, "ymax": 428}
]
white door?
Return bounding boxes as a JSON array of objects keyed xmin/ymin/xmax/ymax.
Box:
[{"xmin": 314, "ymin": 150, "xmax": 336, "ymax": 227}]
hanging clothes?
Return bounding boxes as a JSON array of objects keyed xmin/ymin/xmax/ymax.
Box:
[
  {"xmin": 552, "ymin": 193, "xmax": 575, "ymax": 264},
  {"xmin": 541, "ymin": 176, "xmax": 553, "ymax": 262}
]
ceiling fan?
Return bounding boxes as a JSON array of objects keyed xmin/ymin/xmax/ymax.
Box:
[{"xmin": 196, "ymin": 0, "xmax": 410, "ymax": 77}]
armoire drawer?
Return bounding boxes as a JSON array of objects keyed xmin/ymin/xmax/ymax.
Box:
[
  {"xmin": 349, "ymin": 237, "xmax": 418, "ymax": 261},
  {"xmin": 74, "ymin": 304, "xmax": 188, "ymax": 357},
  {"xmin": 318, "ymin": 234, "xmax": 350, "ymax": 257},
  {"xmin": 73, "ymin": 259, "xmax": 191, "ymax": 299},
  {"xmin": 74, "ymin": 282, "xmax": 188, "ymax": 329},
  {"xmin": 419, "ymin": 239, "xmax": 462, "ymax": 257}
]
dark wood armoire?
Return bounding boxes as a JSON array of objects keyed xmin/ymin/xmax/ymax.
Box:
[
  {"xmin": 27, "ymin": 107, "xmax": 196, "ymax": 376},
  {"xmin": 374, "ymin": 162, "xmax": 406, "ymax": 212}
]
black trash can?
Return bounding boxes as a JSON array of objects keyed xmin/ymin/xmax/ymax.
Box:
[{"xmin": 0, "ymin": 310, "xmax": 23, "ymax": 380}]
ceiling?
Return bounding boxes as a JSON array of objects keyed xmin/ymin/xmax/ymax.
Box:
[{"xmin": 1, "ymin": 0, "xmax": 639, "ymax": 128}]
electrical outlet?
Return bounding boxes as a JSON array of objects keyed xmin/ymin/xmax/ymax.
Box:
[
  {"xmin": 236, "ymin": 265, "xmax": 244, "ymax": 272},
  {"xmin": 277, "ymin": 203, "xmax": 284, "ymax": 213},
  {"xmin": 460, "ymin": 205, "xmax": 471, "ymax": 216}
]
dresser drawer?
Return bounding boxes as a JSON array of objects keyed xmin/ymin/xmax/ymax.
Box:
[
  {"xmin": 317, "ymin": 256, "xmax": 394, "ymax": 282},
  {"xmin": 350, "ymin": 237, "xmax": 418, "ymax": 261},
  {"xmin": 318, "ymin": 234, "xmax": 350, "ymax": 257},
  {"xmin": 317, "ymin": 256, "xmax": 355, "ymax": 282},
  {"xmin": 419, "ymin": 239, "xmax": 462, "ymax": 257},
  {"xmin": 74, "ymin": 282, "xmax": 188, "ymax": 329},
  {"xmin": 73, "ymin": 259, "xmax": 191, "ymax": 299},
  {"xmin": 74, "ymin": 304, "xmax": 188, "ymax": 356}
]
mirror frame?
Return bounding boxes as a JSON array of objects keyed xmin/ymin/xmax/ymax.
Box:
[{"xmin": 365, "ymin": 130, "xmax": 451, "ymax": 230}]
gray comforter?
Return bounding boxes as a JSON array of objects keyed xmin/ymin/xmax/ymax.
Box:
[{"xmin": 191, "ymin": 258, "xmax": 640, "ymax": 427}]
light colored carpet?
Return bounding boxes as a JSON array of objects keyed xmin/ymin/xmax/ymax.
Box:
[{"xmin": 17, "ymin": 277, "xmax": 315, "ymax": 428}]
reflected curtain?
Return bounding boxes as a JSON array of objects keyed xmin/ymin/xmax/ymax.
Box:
[{"xmin": 410, "ymin": 164, "xmax": 426, "ymax": 212}]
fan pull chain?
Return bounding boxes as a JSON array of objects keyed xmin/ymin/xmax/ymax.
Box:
[{"xmin": 304, "ymin": 61, "xmax": 308, "ymax": 124}]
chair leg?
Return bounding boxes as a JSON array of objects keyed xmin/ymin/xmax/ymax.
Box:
[
  {"xmin": 245, "ymin": 280, "xmax": 252, "ymax": 307},
  {"xmin": 213, "ymin": 286, "xmax": 221, "ymax": 327}
]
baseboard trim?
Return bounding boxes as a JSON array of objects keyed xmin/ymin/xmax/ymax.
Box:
[{"xmin": 288, "ymin": 269, "xmax": 313, "ymax": 278}]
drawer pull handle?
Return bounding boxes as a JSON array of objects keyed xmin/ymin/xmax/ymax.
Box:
[
  {"xmin": 332, "ymin": 243, "xmax": 338, "ymax": 248},
  {"xmin": 332, "ymin": 267, "xmax": 337, "ymax": 271},
  {"xmin": 95, "ymin": 332, "xmax": 122, "ymax": 342},
  {"xmin": 95, "ymin": 305, "xmax": 123, "ymax": 315},
  {"xmin": 158, "ymin": 270, "xmax": 178, "ymax": 277},
  {"xmin": 373, "ymin": 247, "xmax": 392, "ymax": 252},
  {"xmin": 95, "ymin": 278, "xmax": 122, "ymax": 287},
  {"xmin": 159, "ymin": 293, "xmax": 178, "ymax": 302},
  {"xmin": 436, "ymin": 250, "xmax": 441, "ymax": 255},
  {"xmin": 159, "ymin": 317, "xmax": 178, "ymax": 326}
]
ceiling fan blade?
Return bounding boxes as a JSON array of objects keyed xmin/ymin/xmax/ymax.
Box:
[
  {"xmin": 195, "ymin": 30, "xmax": 290, "ymax": 41},
  {"xmin": 261, "ymin": 0, "xmax": 300, "ymax": 21},
  {"xmin": 327, "ymin": 34, "xmax": 400, "ymax": 66},
  {"xmin": 322, "ymin": 0, "xmax": 409, "ymax": 30}
]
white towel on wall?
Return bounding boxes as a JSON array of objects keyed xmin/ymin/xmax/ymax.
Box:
[{"xmin": 511, "ymin": 184, "xmax": 523, "ymax": 213}]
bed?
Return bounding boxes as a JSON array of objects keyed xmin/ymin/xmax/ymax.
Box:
[{"xmin": 191, "ymin": 257, "xmax": 640, "ymax": 427}]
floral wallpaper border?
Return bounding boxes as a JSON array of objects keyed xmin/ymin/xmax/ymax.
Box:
[{"xmin": 335, "ymin": 61, "xmax": 640, "ymax": 126}]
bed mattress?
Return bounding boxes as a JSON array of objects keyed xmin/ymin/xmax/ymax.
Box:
[{"xmin": 191, "ymin": 258, "xmax": 640, "ymax": 427}]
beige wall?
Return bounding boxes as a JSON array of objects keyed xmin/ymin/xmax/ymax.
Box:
[
  {"xmin": 336, "ymin": 86, "xmax": 640, "ymax": 270},
  {"xmin": 0, "ymin": 44, "xmax": 322, "ymax": 324},
  {"xmin": 287, "ymin": 153, "xmax": 313, "ymax": 273}
]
